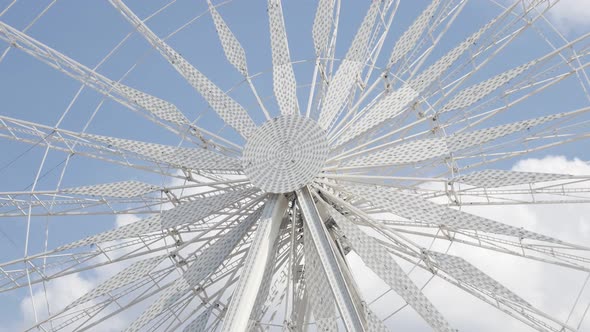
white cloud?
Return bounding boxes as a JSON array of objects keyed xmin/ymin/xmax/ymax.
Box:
[
  {"xmin": 439, "ymin": 156, "xmax": 590, "ymax": 330},
  {"xmin": 11, "ymin": 213, "xmax": 159, "ymax": 331},
  {"xmin": 350, "ymin": 155, "xmax": 590, "ymax": 331},
  {"xmin": 21, "ymin": 274, "xmax": 94, "ymax": 324},
  {"xmin": 513, "ymin": 155, "xmax": 590, "ymax": 174},
  {"xmin": 547, "ymin": 0, "xmax": 590, "ymax": 32},
  {"xmin": 115, "ymin": 213, "xmax": 141, "ymax": 228}
]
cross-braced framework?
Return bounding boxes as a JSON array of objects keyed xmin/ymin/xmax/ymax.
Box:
[{"xmin": 0, "ymin": 0, "xmax": 590, "ymax": 331}]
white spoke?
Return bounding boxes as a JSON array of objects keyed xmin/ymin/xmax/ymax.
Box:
[
  {"xmin": 452, "ymin": 169, "xmax": 585, "ymax": 188},
  {"xmin": 125, "ymin": 206, "xmax": 262, "ymax": 332},
  {"xmin": 208, "ymin": 0, "xmax": 271, "ymax": 120},
  {"xmin": 110, "ymin": 0, "xmax": 257, "ymax": 139},
  {"xmin": 57, "ymin": 188, "xmax": 258, "ymax": 251},
  {"xmin": 84, "ymin": 133, "xmax": 242, "ymax": 172},
  {"xmin": 61, "ymin": 180, "xmax": 159, "ymax": 198},
  {"xmin": 331, "ymin": 0, "xmax": 555, "ymax": 147},
  {"xmin": 317, "ymin": 1, "xmax": 380, "ymax": 130},
  {"xmin": 388, "ymin": 0, "xmax": 443, "ymax": 69},
  {"xmin": 68, "ymin": 255, "xmax": 168, "ymax": 309},
  {"xmin": 208, "ymin": 1, "xmax": 248, "ymax": 77},
  {"xmin": 329, "ymin": 107, "xmax": 590, "ymax": 169},
  {"xmin": 320, "ymin": 200, "xmax": 453, "ymax": 332},
  {"xmin": 0, "ymin": 21, "xmax": 193, "ymax": 135},
  {"xmin": 303, "ymin": 222, "xmax": 337, "ymax": 330},
  {"xmin": 183, "ymin": 307, "xmax": 212, "ymax": 332},
  {"xmin": 427, "ymin": 251, "xmax": 529, "ymax": 306},
  {"xmin": 0, "ymin": 115, "xmax": 241, "ymax": 174},
  {"xmin": 312, "ymin": 0, "xmax": 336, "ymax": 57},
  {"xmin": 333, "ymin": 181, "xmax": 573, "ymax": 244},
  {"xmin": 268, "ymin": 0, "xmax": 300, "ymax": 116}
]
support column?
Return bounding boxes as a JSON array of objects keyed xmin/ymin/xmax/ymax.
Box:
[
  {"xmin": 296, "ymin": 187, "xmax": 366, "ymax": 331},
  {"xmin": 221, "ymin": 194, "xmax": 287, "ymax": 332}
]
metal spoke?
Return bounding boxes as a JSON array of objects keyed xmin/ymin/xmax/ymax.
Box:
[
  {"xmin": 268, "ymin": 0, "xmax": 300, "ymax": 116},
  {"xmin": 208, "ymin": 0, "xmax": 271, "ymax": 120},
  {"xmin": 0, "ymin": 115, "xmax": 242, "ymax": 175},
  {"xmin": 109, "ymin": 0, "xmax": 257, "ymax": 139},
  {"xmin": 0, "ymin": 21, "xmax": 199, "ymax": 139},
  {"xmin": 329, "ymin": 107, "xmax": 590, "ymax": 170},
  {"xmin": 331, "ymin": 181, "xmax": 580, "ymax": 245},
  {"xmin": 124, "ymin": 206, "xmax": 262, "ymax": 332},
  {"xmin": 331, "ymin": 0, "xmax": 556, "ymax": 148},
  {"xmin": 303, "ymin": 222, "xmax": 337, "ymax": 330},
  {"xmin": 320, "ymin": 199, "xmax": 453, "ymax": 332},
  {"xmin": 317, "ymin": 1, "xmax": 380, "ymax": 130}
]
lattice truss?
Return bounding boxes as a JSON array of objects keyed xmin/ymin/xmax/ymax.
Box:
[{"xmin": 0, "ymin": 0, "xmax": 589, "ymax": 331}]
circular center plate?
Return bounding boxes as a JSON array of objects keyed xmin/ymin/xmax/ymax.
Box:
[{"xmin": 242, "ymin": 115, "xmax": 329, "ymax": 193}]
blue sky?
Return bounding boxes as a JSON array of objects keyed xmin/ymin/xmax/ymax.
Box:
[{"xmin": 0, "ymin": 0, "xmax": 589, "ymax": 330}]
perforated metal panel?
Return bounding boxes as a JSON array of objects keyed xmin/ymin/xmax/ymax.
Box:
[
  {"xmin": 344, "ymin": 137, "xmax": 448, "ymax": 167},
  {"xmin": 342, "ymin": 184, "xmax": 558, "ymax": 242},
  {"xmin": 83, "ymin": 133, "xmax": 241, "ymax": 171},
  {"xmin": 183, "ymin": 307, "xmax": 212, "ymax": 332},
  {"xmin": 268, "ymin": 0, "xmax": 300, "ymax": 115},
  {"xmin": 364, "ymin": 305, "xmax": 389, "ymax": 332},
  {"xmin": 243, "ymin": 115, "xmax": 328, "ymax": 193},
  {"xmin": 338, "ymin": 10, "xmax": 497, "ymax": 146},
  {"xmin": 57, "ymin": 189, "xmax": 255, "ymax": 250},
  {"xmin": 453, "ymin": 169, "xmax": 573, "ymax": 188},
  {"xmin": 409, "ymin": 15, "xmax": 496, "ymax": 94},
  {"xmin": 68, "ymin": 255, "xmax": 167, "ymax": 309},
  {"xmin": 111, "ymin": 0, "xmax": 257, "ymax": 138},
  {"xmin": 336, "ymin": 85, "xmax": 419, "ymax": 146},
  {"xmin": 57, "ymin": 213, "xmax": 162, "ymax": 251},
  {"xmin": 209, "ymin": 2, "xmax": 249, "ymax": 76},
  {"xmin": 428, "ymin": 251, "xmax": 530, "ymax": 306},
  {"xmin": 160, "ymin": 189, "xmax": 253, "ymax": 229},
  {"xmin": 0, "ymin": 21, "xmax": 186, "ymax": 130},
  {"xmin": 447, "ymin": 113, "xmax": 565, "ymax": 151},
  {"xmin": 344, "ymin": 112, "xmax": 571, "ymax": 168},
  {"xmin": 304, "ymin": 224, "xmax": 337, "ymax": 331},
  {"xmin": 440, "ymin": 62, "xmax": 532, "ymax": 113},
  {"xmin": 125, "ymin": 278, "xmax": 190, "ymax": 332},
  {"xmin": 312, "ymin": 0, "xmax": 335, "ymax": 55},
  {"xmin": 61, "ymin": 181, "xmax": 158, "ymax": 198},
  {"xmin": 388, "ymin": 0, "xmax": 441, "ymax": 66},
  {"xmin": 325, "ymin": 203, "xmax": 453, "ymax": 332},
  {"xmin": 318, "ymin": 1, "xmax": 380, "ymax": 130},
  {"xmin": 172, "ymin": 50, "xmax": 258, "ymax": 138},
  {"xmin": 125, "ymin": 208, "xmax": 262, "ymax": 332},
  {"xmin": 114, "ymin": 83, "xmax": 189, "ymax": 125},
  {"xmin": 184, "ymin": 207, "xmax": 262, "ymax": 288}
]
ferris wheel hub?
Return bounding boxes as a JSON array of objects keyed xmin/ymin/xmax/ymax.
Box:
[{"xmin": 242, "ymin": 115, "xmax": 329, "ymax": 193}]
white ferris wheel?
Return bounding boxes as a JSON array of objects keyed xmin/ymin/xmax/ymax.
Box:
[{"xmin": 0, "ymin": 0, "xmax": 590, "ymax": 331}]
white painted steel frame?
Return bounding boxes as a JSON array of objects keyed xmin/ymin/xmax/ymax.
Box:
[
  {"xmin": 0, "ymin": 0, "xmax": 590, "ymax": 330},
  {"xmin": 221, "ymin": 194, "xmax": 287, "ymax": 332},
  {"xmin": 296, "ymin": 186, "xmax": 367, "ymax": 331}
]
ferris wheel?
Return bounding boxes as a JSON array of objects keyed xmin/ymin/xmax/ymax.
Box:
[{"xmin": 1, "ymin": 0, "xmax": 590, "ymax": 331}]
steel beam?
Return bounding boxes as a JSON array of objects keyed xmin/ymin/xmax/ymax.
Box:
[
  {"xmin": 296, "ymin": 187, "xmax": 366, "ymax": 331},
  {"xmin": 221, "ymin": 194, "xmax": 287, "ymax": 332}
]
